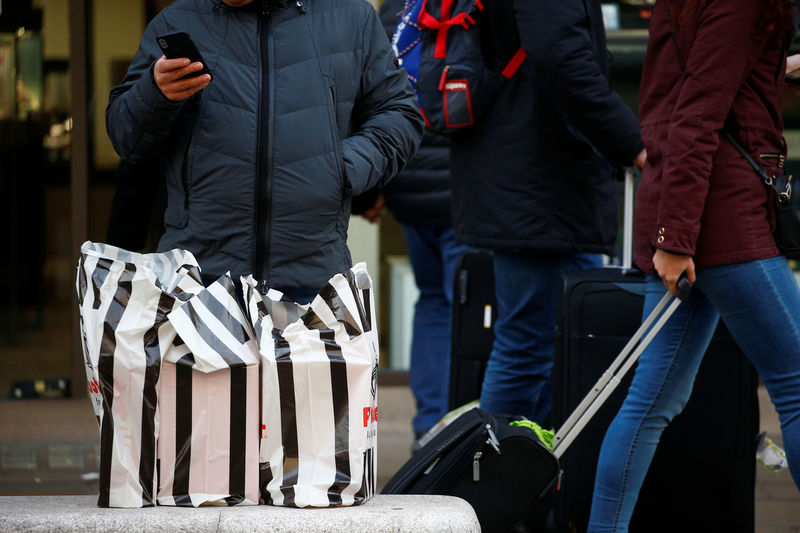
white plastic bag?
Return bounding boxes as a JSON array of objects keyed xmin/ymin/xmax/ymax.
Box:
[
  {"xmin": 76, "ymin": 241, "xmax": 204, "ymax": 508},
  {"xmin": 243, "ymin": 262, "xmax": 379, "ymax": 507},
  {"xmin": 157, "ymin": 272, "xmax": 260, "ymax": 507}
]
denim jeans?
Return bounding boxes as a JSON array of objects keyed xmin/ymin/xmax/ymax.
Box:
[
  {"xmin": 479, "ymin": 251, "xmax": 603, "ymax": 424},
  {"xmin": 588, "ymin": 256, "xmax": 800, "ymax": 532},
  {"xmin": 403, "ymin": 225, "xmax": 472, "ymax": 435}
]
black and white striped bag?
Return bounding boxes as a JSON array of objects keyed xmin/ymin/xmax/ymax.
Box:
[
  {"xmin": 158, "ymin": 273, "xmax": 260, "ymax": 507},
  {"xmin": 76, "ymin": 241, "xmax": 204, "ymax": 508},
  {"xmin": 243, "ymin": 262, "xmax": 380, "ymax": 507}
]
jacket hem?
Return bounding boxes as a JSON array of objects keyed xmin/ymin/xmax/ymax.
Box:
[{"xmin": 455, "ymin": 233, "xmax": 615, "ymax": 256}]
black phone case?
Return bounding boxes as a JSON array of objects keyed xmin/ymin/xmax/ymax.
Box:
[{"xmin": 156, "ymin": 32, "xmax": 211, "ymax": 79}]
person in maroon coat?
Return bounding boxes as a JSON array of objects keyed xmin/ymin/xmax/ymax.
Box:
[{"xmin": 589, "ymin": 0, "xmax": 800, "ymax": 530}]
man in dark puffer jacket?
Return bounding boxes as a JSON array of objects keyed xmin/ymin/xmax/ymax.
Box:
[
  {"xmin": 450, "ymin": 1, "xmax": 645, "ymax": 425},
  {"xmin": 106, "ymin": 0, "xmax": 424, "ymax": 303}
]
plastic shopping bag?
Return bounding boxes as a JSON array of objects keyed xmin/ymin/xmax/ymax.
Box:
[
  {"xmin": 76, "ymin": 241, "xmax": 204, "ymax": 508},
  {"xmin": 243, "ymin": 262, "xmax": 379, "ymax": 507},
  {"xmin": 157, "ymin": 272, "xmax": 260, "ymax": 507}
]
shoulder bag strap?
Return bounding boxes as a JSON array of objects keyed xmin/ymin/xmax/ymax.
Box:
[{"xmin": 721, "ymin": 130, "xmax": 779, "ymax": 188}]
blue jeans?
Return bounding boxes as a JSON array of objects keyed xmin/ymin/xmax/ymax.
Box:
[
  {"xmin": 589, "ymin": 256, "xmax": 800, "ymax": 532},
  {"xmin": 403, "ymin": 225, "xmax": 472, "ymax": 435},
  {"xmin": 480, "ymin": 251, "xmax": 603, "ymax": 424}
]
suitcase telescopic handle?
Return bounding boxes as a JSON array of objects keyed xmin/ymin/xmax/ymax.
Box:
[{"xmin": 551, "ymin": 275, "xmax": 691, "ymax": 459}]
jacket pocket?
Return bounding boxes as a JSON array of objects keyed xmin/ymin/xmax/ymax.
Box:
[
  {"xmin": 181, "ymin": 133, "xmax": 193, "ymax": 212},
  {"xmin": 173, "ymin": 96, "xmax": 202, "ymax": 229},
  {"xmin": 324, "ymin": 76, "xmax": 350, "ymax": 197}
]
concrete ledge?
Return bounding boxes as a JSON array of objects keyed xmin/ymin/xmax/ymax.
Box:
[{"xmin": 0, "ymin": 495, "xmax": 481, "ymax": 532}]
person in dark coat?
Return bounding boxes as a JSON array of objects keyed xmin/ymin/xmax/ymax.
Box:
[
  {"xmin": 357, "ymin": 0, "xmax": 471, "ymax": 439},
  {"xmin": 449, "ymin": 1, "xmax": 645, "ymax": 425},
  {"xmin": 106, "ymin": 0, "xmax": 423, "ymax": 302},
  {"xmin": 589, "ymin": 0, "xmax": 800, "ymax": 530},
  {"xmin": 105, "ymin": 158, "xmax": 166, "ymax": 252}
]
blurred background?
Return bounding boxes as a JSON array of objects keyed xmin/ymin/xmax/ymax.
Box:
[{"xmin": 0, "ymin": 3, "xmax": 799, "ymax": 529}]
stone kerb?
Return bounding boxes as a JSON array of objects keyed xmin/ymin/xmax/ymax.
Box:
[{"xmin": 0, "ymin": 494, "xmax": 481, "ymax": 533}]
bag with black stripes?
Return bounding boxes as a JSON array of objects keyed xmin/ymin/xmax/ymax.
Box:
[
  {"xmin": 243, "ymin": 262, "xmax": 380, "ymax": 507},
  {"xmin": 76, "ymin": 241, "xmax": 205, "ymax": 508},
  {"xmin": 157, "ymin": 272, "xmax": 261, "ymax": 507}
]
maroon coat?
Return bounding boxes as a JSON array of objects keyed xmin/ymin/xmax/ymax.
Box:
[{"xmin": 634, "ymin": 0, "xmax": 788, "ymax": 274}]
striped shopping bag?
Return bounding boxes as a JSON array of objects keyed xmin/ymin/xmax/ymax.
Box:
[
  {"xmin": 243, "ymin": 262, "xmax": 380, "ymax": 507},
  {"xmin": 157, "ymin": 272, "xmax": 260, "ymax": 507},
  {"xmin": 76, "ymin": 241, "xmax": 204, "ymax": 508}
]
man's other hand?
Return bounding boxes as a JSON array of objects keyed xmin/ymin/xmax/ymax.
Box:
[
  {"xmin": 361, "ymin": 194, "xmax": 385, "ymax": 224},
  {"xmin": 154, "ymin": 56, "xmax": 211, "ymax": 101}
]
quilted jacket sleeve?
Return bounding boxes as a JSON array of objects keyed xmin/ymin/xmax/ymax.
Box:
[
  {"xmin": 105, "ymin": 14, "xmax": 187, "ymax": 164},
  {"xmin": 341, "ymin": 7, "xmax": 425, "ymax": 197}
]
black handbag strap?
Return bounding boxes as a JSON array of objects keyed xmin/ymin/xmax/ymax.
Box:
[{"xmin": 721, "ymin": 130, "xmax": 778, "ymax": 188}]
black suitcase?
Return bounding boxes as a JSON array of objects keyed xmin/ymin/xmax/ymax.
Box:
[
  {"xmin": 448, "ymin": 249, "xmax": 497, "ymax": 410},
  {"xmin": 381, "ymin": 406, "xmax": 560, "ymax": 532},
  {"xmin": 552, "ymin": 267, "xmax": 759, "ymax": 533},
  {"xmin": 384, "ymin": 273, "xmax": 697, "ymax": 532}
]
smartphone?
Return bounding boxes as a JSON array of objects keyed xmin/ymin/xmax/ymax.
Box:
[{"xmin": 156, "ymin": 32, "xmax": 212, "ymax": 80}]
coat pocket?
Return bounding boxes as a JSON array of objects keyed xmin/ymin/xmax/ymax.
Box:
[{"xmin": 324, "ymin": 76, "xmax": 349, "ymax": 197}]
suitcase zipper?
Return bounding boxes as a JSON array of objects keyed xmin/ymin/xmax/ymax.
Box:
[
  {"xmin": 423, "ymin": 457, "xmax": 441, "ymax": 475},
  {"xmin": 472, "ymin": 423, "xmax": 502, "ymax": 482},
  {"xmin": 434, "ymin": 420, "xmax": 505, "ymax": 491},
  {"xmin": 414, "ymin": 423, "xmax": 492, "ymax": 489},
  {"xmin": 472, "ymin": 451, "xmax": 483, "ymax": 481},
  {"xmin": 485, "ymin": 424, "xmax": 501, "ymax": 453},
  {"xmin": 383, "ymin": 411, "xmax": 490, "ymax": 492}
]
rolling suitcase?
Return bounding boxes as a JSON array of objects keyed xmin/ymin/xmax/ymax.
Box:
[
  {"xmin": 383, "ymin": 272, "xmax": 695, "ymax": 532},
  {"xmin": 448, "ymin": 249, "xmax": 498, "ymax": 410},
  {"xmin": 382, "ymin": 406, "xmax": 559, "ymax": 533},
  {"xmin": 551, "ymin": 170, "xmax": 759, "ymax": 533}
]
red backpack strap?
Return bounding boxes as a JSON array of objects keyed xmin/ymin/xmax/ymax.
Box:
[
  {"xmin": 501, "ymin": 48, "xmax": 527, "ymax": 79},
  {"xmin": 418, "ymin": 0, "xmax": 476, "ymax": 59}
]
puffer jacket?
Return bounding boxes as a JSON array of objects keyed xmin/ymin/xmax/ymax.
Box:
[{"xmin": 106, "ymin": 0, "xmax": 423, "ymax": 289}]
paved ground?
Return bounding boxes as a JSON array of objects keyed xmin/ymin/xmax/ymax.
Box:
[{"xmin": 0, "ymin": 385, "xmax": 798, "ymax": 531}]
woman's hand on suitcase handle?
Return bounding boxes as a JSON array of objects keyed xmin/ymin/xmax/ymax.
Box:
[{"xmin": 653, "ymin": 248, "xmax": 695, "ymax": 296}]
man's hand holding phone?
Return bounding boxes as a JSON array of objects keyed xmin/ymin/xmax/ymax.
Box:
[
  {"xmin": 154, "ymin": 32, "xmax": 212, "ymax": 101},
  {"xmin": 154, "ymin": 56, "xmax": 211, "ymax": 101}
]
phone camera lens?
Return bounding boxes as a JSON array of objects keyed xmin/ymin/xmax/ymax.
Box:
[{"xmin": 158, "ymin": 39, "xmax": 167, "ymax": 48}]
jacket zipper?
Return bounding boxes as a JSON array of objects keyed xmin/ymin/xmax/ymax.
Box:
[
  {"xmin": 254, "ymin": 1, "xmax": 306, "ymax": 293},
  {"xmin": 760, "ymin": 153, "xmax": 786, "ymax": 169},
  {"xmin": 255, "ymin": 1, "xmax": 273, "ymax": 293}
]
